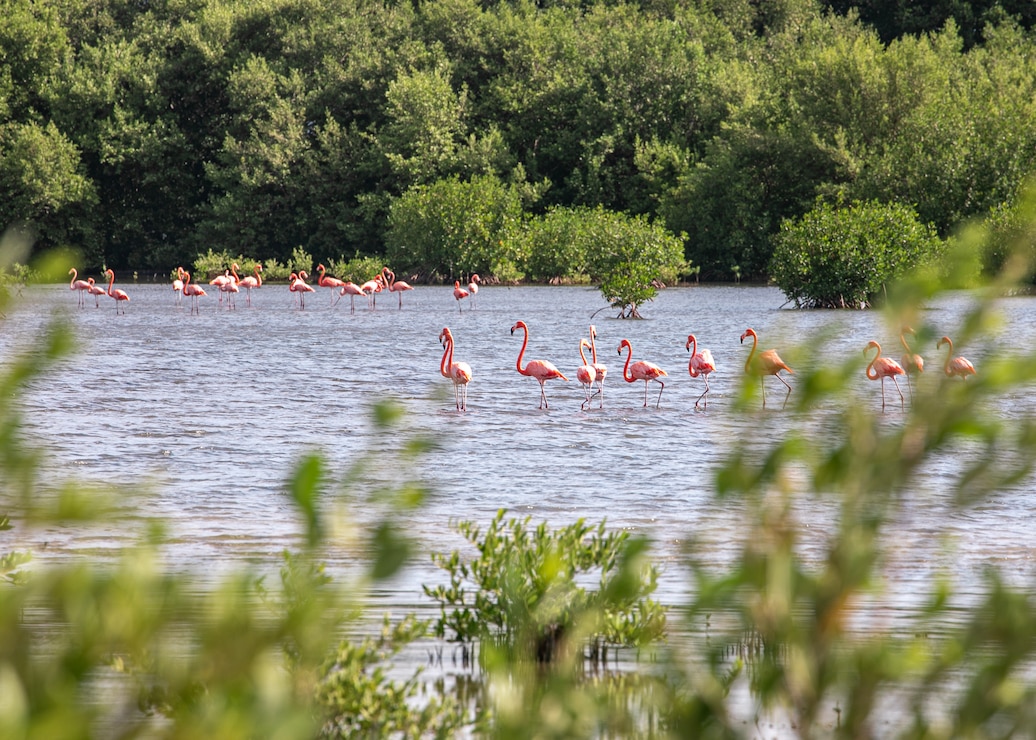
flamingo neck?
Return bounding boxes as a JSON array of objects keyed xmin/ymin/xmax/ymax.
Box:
[
  {"xmin": 865, "ymin": 344, "xmax": 880, "ymax": 380},
  {"xmin": 688, "ymin": 336, "xmax": 697, "ymax": 357},
  {"xmin": 441, "ymin": 336, "xmax": 453, "ymax": 378},
  {"xmin": 515, "ymin": 326, "xmax": 529, "ymax": 375},
  {"xmin": 579, "ymin": 341, "xmax": 590, "ymax": 366},
  {"xmin": 743, "ymin": 334, "xmax": 758, "ymax": 374},
  {"xmin": 107, "ymin": 272, "xmax": 115, "ymax": 295},
  {"xmin": 70, "ymin": 269, "xmax": 77, "ymax": 287},
  {"xmin": 255, "ymin": 267, "xmax": 262, "ymax": 286},
  {"xmin": 620, "ymin": 342, "xmax": 633, "ymax": 382},
  {"xmin": 590, "ymin": 332, "xmax": 598, "ymax": 363},
  {"xmin": 942, "ymin": 339, "xmax": 953, "ymax": 375}
]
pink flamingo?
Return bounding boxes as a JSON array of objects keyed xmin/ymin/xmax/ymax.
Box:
[
  {"xmin": 740, "ymin": 328, "xmax": 793, "ymax": 409},
  {"xmin": 182, "ymin": 271, "xmax": 206, "ymax": 314},
  {"xmin": 69, "ymin": 268, "xmax": 90, "ymax": 308},
  {"xmin": 510, "ymin": 320, "xmax": 568, "ymax": 409},
  {"xmin": 290, "ymin": 270, "xmax": 316, "ymax": 309},
  {"xmin": 218, "ymin": 263, "xmax": 240, "ymax": 309},
  {"xmin": 86, "ymin": 277, "xmax": 107, "ymax": 307},
  {"xmin": 865, "ymin": 340, "xmax": 906, "ymax": 411},
  {"xmin": 453, "ymin": 281, "xmax": 470, "ymax": 312},
  {"xmin": 173, "ymin": 267, "xmax": 185, "ymax": 308},
  {"xmin": 899, "ymin": 327, "xmax": 924, "ymax": 402},
  {"xmin": 238, "ymin": 263, "xmax": 262, "ymax": 306},
  {"xmin": 104, "ymin": 269, "xmax": 130, "ymax": 314},
  {"xmin": 359, "ymin": 274, "xmax": 383, "ymax": 310},
  {"xmin": 576, "ymin": 338, "xmax": 598, "ymax": 410},
  {"xmin": 317, "ymin": 264, "xmax": 346, "ymax": 304},
  {"xmin": 686, "ymin": 334, "xmax": 718, "ymax": 409},
  {"xmin": 337, "ymin": 281, "xmax": 367, "ymax": 312},
  {"xmin": 467, "ymin": 274, "xmax": 481, "ymax": 308},
  {"xmin": 617, "ymin": 338, "xmax": 668, "ymax": 408},
  {"xmin": 383, "ymin": 267, "xmax": 414, "ymax": 309},
  {"xmin": 439, "ymin": 327, "xmax": 473, "ymax": 411},
  {"xmin": 209, "ymin": 269, "xmax": 231, "ymax": 306},
  {"xmin": 588, "ymin": 325, "xmax": 607, "ymax": 407},
  {"xmin": 937, "ymin": 336, "xmax": 976, "ymax": 379}
]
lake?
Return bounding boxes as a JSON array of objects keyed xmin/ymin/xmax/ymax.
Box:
[{"xmin": 3, "ymin": 279, "xmax": 1036, "ymax": 730}]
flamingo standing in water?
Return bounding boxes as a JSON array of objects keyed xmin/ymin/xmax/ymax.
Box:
[
  {"xmin": 588, "ymin": 325, "xmax": 607, "ymax": 408},
  {"xmin": 210, "ymin": 269, "xmax": 232, "ymax": 306},
  {"xmin": 173, "ymin": 267, "xmax": 185, "ymax": 308},
  {"xmin": 69, "ymin": 268, "xmax": 90, "ymax": 308},
  {"xmin": 899, "ymin": 327, "xmax": 924, "ymax": 402},
  {"xmin": 182, "ymin": 271, "xmax": 206, "ymax": 314},
  {"xmin": 686, "ymin": 334, "xmax": 718, "ymax": 409},
  {"xmin": 337, "ymin": 281, "xmax": 367, "ymax": 312},
  {"xmin": 239, "ymin": 263, "xmax": 262, "ymax": 306},
  {"xmin": 937, "ymin": 336, "xmax": 976, "ymax": 379},
  {"xmin": 439, "ymin": 327, "xmax": 473, "ymax": 411},
  {"xmin": 383, "ymin": 267, "xmax": 414, "ymax": 309},
  {"xmin": 740, "ymin": 328, "xmax": 793, "ymax": 409},
  {"xmin": 510, "ymin": 320, "xmax": 568, "ymax": 409},
  {"xmin": 317, "ymin": 264, "xmax": 346, "ymax": 305},
  {"xmin": 86, "ymin": 277, "xmax": 107, "ymax": 307},
  {"xmin": 576, "ymin": 338, "xmax": 598, "ymax": 410},
  {"xmin": 617, "ymin": 338, "xmax": 668, "ymax": 408},
  {"xmin": 453, "ymin": 281, "xmax": 470, "ymax": 312},
  {"xmin": 219, "ymin": 263, "xmax": 240, "ymax": 309},
  {"xmin": 864, "ymin": 340, "xmax": 906, "ymax": 411},
  {"xmin": 104, "ymin": 269, "xmax": 130, "ymax": 314},
  {"xmin": 467, "ymin": 274, "xmax": 481, "ymax": 308},
  {"xmin": 359, "ymin": 274, "xmax": 383, "ymax": 310},
  {"xmin": 290, "ymin": 271, "xmax": 316, "ymax": 309}
]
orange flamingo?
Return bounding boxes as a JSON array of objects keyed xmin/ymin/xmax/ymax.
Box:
[
  {"xmin": 588, "ymin": 325, "xmax": 607, "ymax": 408},
  {"xmin": 290, "ymin": 270, "xmax": 316, "ymax": 309},
  {"xmin": 740, "ymin": 328, "xmax": 793, "ymax": 409},
  {"xmin": 317, "ymin": 264, "xmax": 346, "ymax": 304},
  {"xmin": 453, "ymin": 281, "xmax": 470, "ymax": 312},
  {"xmin": 182, "ymin": 271, "xmax": 206, "ymax": 314},
  {"xmin": 439, "ymin": 327, "xmax": 473, "ymax": 411},
  {"xmin": 69, "ymin": 268, "xmax": 90, "ymax": 308},
  {"xmin": 510, "ymin": 320, "xmax": 568, "ymax": 409},
  {"xmin": 686, "ymin": 334, "xmax": 718, "ymax": 409},
  {"xmin": 359, "ymin": 274, "xmax": 383, "ymax": 310},
  {"xmin": 576, "ymin": 338, "xmax": 598, "ymax": 410},
  {"xmin": 173, "ymin": 267, "xmax": 185, "ymax": 308},
  {"xmin": 617, "ymin": 338, "xmax": 668, "ymax": 408},
  {"xmin": 383, "ymin": 267, "xmax": 414, "ymax": 309},
  {"xmin": 86, "ymin": 277, "xmax": 107, "ymax": 307},
  {"xmin": 899, "ymin": 327, "xmax": 924, "ymax": 401},
  {"xmin": 238, "ymin": 263, "xmax": 262, "ymax": 306},
  {"xmin": 937, "ymin": 336, "xmax": 976, "ymax": 379},
  {"xmin": 104, "ymin": 269, "xmax": 130, "ymax": 314},
  {"xmin": 865, "ymin": 340, "xmax": 906, "ymax": 411},
  {"xmin": 467, "ymin": 274, "xmax": 481, "ymax": 308},
  {"xmin": 337, "ymin": 281, "xmax": 367, "ymax": 312}
]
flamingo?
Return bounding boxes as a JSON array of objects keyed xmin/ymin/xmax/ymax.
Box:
[
  {"xmin": 173, "ymin": 267, "xmax": 185, "ymax": 308},
  {"xmin": 290, "ymin": 270, "xmax": 316, "ymax": 309},
  {"xmin": 337, "ymin": 281, "xmax": 367, "ymax": 312},
  {"xmin": 899, "ymin": 327, "xmax": 924, "ymax": 402},
  {"xmin": 686, "ymin": 334, "xmax": 718, "ymax": 409},
  {"xmin": 383, "ymin": 267, "xmax": 414, "ymax": 309},
  {"xmin": 239, "ymin": 263, "xmax": 262, "ymax": 306},
  {"xmin": 937, "ymin": 336, "xmax": 976, "ymax": 379},
  {"xmin": 317, "ymin": 264, "xmax": 346, "ymax": 305},
  {"xmin": 467, "ymin": 274, "xmax": 481, "ymax": 308},
  {"xmin": 576, "ymin": 338, "xmax": 598, "ymax": 410},
  {"xmin": 104, "ymin": 269, "xmax": 130, "ymax": 314},
  {"xmin": 588, "ymin": 325, "xmax": 607, "ymax": 408},
  {"xmin": 86, "ymin": 277, "xmax": 107, "ymax": 307},
  {"xmin": 453, "ymin": 281, "xmax": 470, "ymax": 312},
  {"xmin": 360, "ymin": 274, "xmax": 383, "ymax": 310},
  {"xmin": 510, "ymin": 320, "xmax": 568, "ymax": 409},
  {"xmin": 69, "ymin": 268, "xmax": 90, "ymax": 307},
  {"xmin": 740, "ymin": 328, "xmax": 793, "ymax": 409},
  {"xmin": 219, "ymin": 263, "xmax": 240, "ymax": 309},
  {"xmin": 617, "ymin": 338, "xmax": 668, "ymax": 408},
  {"xmin": 864, "ymin": 340, "xmax": 906, "ymax": 411},
  {"xmin": 182, "ymin": 271, "xmax": 206, "ymax": 314},
  {"xmin": 210, "ymin": 269, "xmax": 232, "ymax": 306},
  {"xmin": 439, "ymin": 327, "xmax": 473, "ymax": 411}
]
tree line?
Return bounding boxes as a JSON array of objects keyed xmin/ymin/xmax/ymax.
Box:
[{"xmin": 2, "ymin": 0, "xmax": 1035, "ymax": 286}]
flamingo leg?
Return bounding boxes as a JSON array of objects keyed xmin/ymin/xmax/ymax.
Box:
[
  {"xmin": 892, "ymin": 376, "xmax": 904, "ymax": 410},
  {"xmin": 539, "ymin": 382, "xmax": 548, "ymax": 409},
  {"xmin": 654, "ymin": 380, "xmax": 665, "ymax": 409},
  {"xmin": 696, "ymin": 375, "xmax": 710, "ymax": 409},
  {"xmin": 597, "ymin": 381, "xmax": 604, "ymax": 409},
  {"xmin": 776, "ymin": 373, "xmax": 792, "ymax": 409}
]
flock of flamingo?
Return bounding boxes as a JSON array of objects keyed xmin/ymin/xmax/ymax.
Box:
[
  {"xmin": 69, "ymin": 267, "xmax": 976, "ymax": 412},
  {"xmin": 68, "ymin": 265, "xmax": 479, "ymax": 314},
  {"xmin": 440, "ymin": 322, "xmax": 976, "ymax": 413}
]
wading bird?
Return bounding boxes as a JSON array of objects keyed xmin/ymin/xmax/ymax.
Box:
[
  {"xmin": 467, "ymin": 274, "xmax": 481, "ymax": 308},
  {"xmin": 173, "ymin": 267, "xmax": 185, "ymax": 308},
  {"xmin": 686, "ymin": 334, "xmax": 717, "ymax": 409},
  {"xmin": 576, "ymin": 338, "xmax": 599, "ymax": 410},
  {"xmin": 937, "ymin": 335, "xmax": 976, "ymax": 379},
  {"xmin": 617, "ymin": 338, "xmax": 668, "ymax": 408},
  {"xmin": 865, "ymin": 340, "xmax": 906, "ymax": 411},
  {"xmin": 439, "ymin": 327, "xmax": 472, "ymax": 411},
  {"xmin": 182, "ymin": 271, "xmax": 206, "ymax": 314},
  {"xmin": 740, "ymin": 328, "xmax": 793, "ymax": 409},
  {"xmin": 86, "ymin": 277, "xmax": 107, "ymax": 307},
  {"xmin": 105, "ymin": 269, "xmax": 130, "ymax": 314},
  {"xmin": 383, "ymin": 267, "xmax": 414, "ymax": 309},
  {"xmin": 317, "ymin": 264, "xmax": 346, "ymax": 305},
  {"xmin": 510, "ymin": 320, "xmax": 568, "ymax": 409},
  {"xmin": 289, "ymin": 270, "xmax": 316, "ymax": 310},
  {"xmin": 588, "ymin": 325, "xmax": 607, "ymax": 408},
  {"xmin": 69, "ymin": 268, "xmax": 90, "ymax": 308},
  {"xmin": 899, "ymin": 327, "xmax": 924, "ymax": 402},
  {"xmin": 453, "ymin": 281, "xmax": 470, "ymax": 312},
  {"xmin": 239, "ymin": 263, "xmax": 262, "ymax": 307}
]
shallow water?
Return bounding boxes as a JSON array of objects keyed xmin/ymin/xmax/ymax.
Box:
[{"xmin": 4, "ymin": 280, "xmax": 1036, "ymax": 635}]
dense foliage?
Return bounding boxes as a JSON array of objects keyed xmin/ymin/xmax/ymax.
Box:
[
  {"xmin": 2, "ymin": 0, "xmax": 1036, "ymax": 285},
  {"xmin": 770, "ymin": 199, "xmax": 943, "ymax": 308}
]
